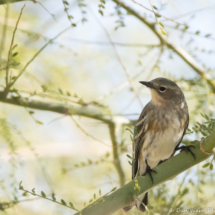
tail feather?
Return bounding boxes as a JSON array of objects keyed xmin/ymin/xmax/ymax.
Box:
[
  {"xmin": 136, "ymin": 192, "xmax": 148, "ymax": 212},
  {"xmin": 123, "ymin": 205, "xmax": 134, "ymax": 212}
]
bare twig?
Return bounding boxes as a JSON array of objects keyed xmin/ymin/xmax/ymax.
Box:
[
  {"xmin": 5, "ymin": 4, "xmax": 25, "ymax": 91},
  {"xmin": 71, "ymin": 116, "xmax": 113, "ymax": 147},
  {"xmin": 8, "ymin": 26, "xmax": 71, "ymax": 89},
  {"xmin": 131, "ymin": 0, "xmax": 186, "ymax": 26},
  {"xmin": 0, "ymin": 4, "xmax": 9, "ymax": 67},
  {"xmin": 112, "ymin": 0, "xmax": 215, "ymax": 93},
  {"xmin": 89, "ymin": 8, "xmax": 143, "ymax": 107}
]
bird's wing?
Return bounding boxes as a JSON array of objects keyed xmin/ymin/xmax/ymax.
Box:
[
  {"xmin": 174, "ymin": 113, "xmax": 189, "ymax": 150},
  {"xmin": 132, "ymin": 108, "xmax": 148, "ymax": 179}
]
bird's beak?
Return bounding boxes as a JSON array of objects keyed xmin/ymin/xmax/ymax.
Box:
[{"xmin": 139, "ymin": 81, "xmax": 153, "ymax": 88}]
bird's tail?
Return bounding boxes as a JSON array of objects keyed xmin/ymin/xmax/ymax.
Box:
[
  {"xmin": 123, "ymin": 192, "xmax": 148, "ymax": 212},
  {"xmin": 136, "ymin": 192, "xmax": 148, "ymax": 212}
]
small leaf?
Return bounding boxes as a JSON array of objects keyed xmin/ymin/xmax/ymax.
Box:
[
  {"xmin": 110, "ymin": 187, "xmax": 117, "ymax": 192},
  {"xmin": 72, "ymin": 23, "xmax": 77, "ymax": 27},
  {"xmin": 128, "ymin": 160, "xmax": 132, "ymax": 165},
  {"xmin": 61, "ymin": 199, "xmax": 67, "ymax": 206},
  {"xmin": 158, "ymin": 22, "xmax": 164, "ymax": 28},
  {"xmin": 181, "ymin": 187, "xmax": 189, "ymax": 196},
  {"xmin": 69, "ymin": 202, "xmax": 74, "ymax": 208},
  {"xmin": 98, "ymin": 10, "xmax": 103, "ymax": 16},
  {"xmin": 99, "ymin": 189, "xmax": 101, "ymax": 196},
  {"xmin": 94, "ymin": 193, "xmax": 96, "ymax": 199},
  {"xmin": 58, "ymin": 88, "xmax": 63, "ymax": 94},
  {"xmin": 195, "ymin": 31, "xmax": 200, "ymax": 35},
  {"xmin": 205, "ymin": 34, "xmax": 211, "ymax": 37},
  {"xmin": 29, "ymin": 111, "xmax": 34, "ymax": 115},
  {"xmin": 155, "ymin": 13, "xmax": 161, "ymax": 18},
  {"xmin": 52, "ymin": 193, "xmax": 56, "ymax": 201},
  {"xmin": 210, "ymin": 163, "xmax": 213, "ymax": 170},
  {"xmin": 148, "ymin": 205, "xmax": 154, "ymax": 209},
  {"xmin": 19, "ymin": 181, "xmax": 24, "ymax": 190},
  {"xmin": 89, "ymin": 199, "xmax": 93, "ymax": 203},
  {"xmin": 41, "ymin": 191, "xmax": 46, "ymax": 198},
  {"xmin": 12, "ymin": 52, "xmax": 18, "ymax": 57},
  {"xmin": 32, "ymin": 188, "xmax": 35, "ymax": 194},
  {"xmin": 126, "ymin": 154, "xmax": 133, "ymax": 159},
  {"xmin": 63, "ymin": 1, "xmax": 69, "ymax": 5},
  {"xmin": 202, "ymin": 163, "xmax": 210, "ymax": 168},
  {"xmin": 160, "ymin": 28, "xmax": 166, "ymax": 35},
  {"xmin": 36, "ymin": 120, "xmax": 44, "ymax": 125},
  {"xmin": 152, "ymin": 5, "xmax": 158, "ymax": 10}
]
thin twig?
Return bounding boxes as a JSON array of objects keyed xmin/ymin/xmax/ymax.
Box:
[
  {"xmin": 5, "ymin": 4, "xmax": 25, "ymax": 90},
  {"xmin": 0, "ymin": 3, "xmax": 9, "ymax": 67},
  {"xmin": 71, "ymin": 116, "xmax": 113, "ymax": 147},
  {"xmin": 131, "ymin": 0, "xmax": 186, "ymax": 26},
  {"xmin": 19, "ymin": 187, "xmax": 79, "ymax": 212},
  {"xmin": 145, "ymin": 47, "xmax": 163, "ymax": 80},
  {"xmin": 9, "ymin": 26, "xmax": 71, "ymax": 89},
  {"xmin": 89, "ymin": 8, "xmax": 143, "ymax": 107}
]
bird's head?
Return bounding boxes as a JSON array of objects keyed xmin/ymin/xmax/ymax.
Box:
[{"xmin": 140, "ymin": 77, "xmax": 185, "ymax": 104}]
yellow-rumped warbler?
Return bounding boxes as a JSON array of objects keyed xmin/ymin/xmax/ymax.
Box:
[{"xmin": 124, "ymin": 77, "xmax": 195, "ymax": 213}]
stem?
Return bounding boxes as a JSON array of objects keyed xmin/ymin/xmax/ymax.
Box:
[{"xmin": 108, "ymin": 123, "xmax": 125, "ymax": 186}]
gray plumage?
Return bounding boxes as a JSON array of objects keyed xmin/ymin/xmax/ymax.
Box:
[{"xmin": 124, "ymin": 77, "xmax": 189, "ymax": 212}]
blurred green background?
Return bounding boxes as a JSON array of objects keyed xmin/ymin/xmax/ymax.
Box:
[{"xmin": 0, "ymin": 0, "xmax": 215, "ymax": 214}]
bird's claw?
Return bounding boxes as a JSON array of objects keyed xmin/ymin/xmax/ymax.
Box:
[
  {"xmin": 176, "ymin": 145, "xmax": 196, "ymax": 160},
  {"xmin": 142, "ymin": 164, "xmax": 157, "ymax": 184}
]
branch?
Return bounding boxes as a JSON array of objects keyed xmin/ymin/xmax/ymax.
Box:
[
  {"xmin": 112, "ymin": 0, "xmax": 215, "ymax": 93},
  {"xmin": 0, "ymin": 92, "xmax": 127, "ymax": 186},
  {"xmin": 74, "ymin": 129, "xmax": 215, "ymax": 215}
]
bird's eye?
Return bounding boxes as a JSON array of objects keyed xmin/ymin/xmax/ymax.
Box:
[{"xmin": 159, "ymin": 86, "xmax": 166, "ymax": 92}]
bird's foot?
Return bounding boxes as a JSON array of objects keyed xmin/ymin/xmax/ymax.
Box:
[
  {"xmin": 142, "ymin": 164, "xmax": 157, "ymax": 184},
  {"xmin": 176, "ymin": 145, "xmax": 196, "ymax": 160}
]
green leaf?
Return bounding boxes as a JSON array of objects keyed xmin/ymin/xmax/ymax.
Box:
[
  {"xmin": 36, "ymin": 120, "xmax": 44, "ymax": 125},
  {"xmin": 12, "ymin": 52, "xmax": 18, "ymax": 57},
  {"xmin": 19, "ymin": 181, "xmax": 24, "ymax": 190},
  {"xmin": 210, "ymin": 163, "xmax": 213, "ymax": 170},
  {"xmin": 52, "ymin": 193, "xmax": 56, "ymax": 201},
  {"xmin": 110, "ymin": 187, "xmax": 117, "ymax": 192},
  {"xmin": 72, "ymin": 23, "xmax": 77, "ymax": 27},
  {"xmin": 41, "ymin": 191, "xmax": 46, "ymax": 198},
  {"xmin": 63, "ymin": 1, "xmax": 69, "ymax": 5},
  {"xmin": 99, "ymin": 189, "xmax": 101, "ymax": 196},
  {"xmin": 98, "ymin": 10, "xmax": 103, "ymax": 16},
  {"xmin": 195, "ymin": 31, "xmax": 200, "ymax": 35},
  {"xmin": 158, "ymin": 22, "xmax": 164, "ymax": 28},
  {"xmin": 181, "ymin": 187, "xmax": 189, "ymax": 196},
  {"xmin": 160, "ymin": 28, "xmax": 166, "ymax": 35},
  {"xmin": 32, "ymin": 188, "xmax": 35, "ymax": 194},
  {"xmin": 94, "ymin": 193, "xmax": 96, "ymax": 199},
  {"xmin": 61, "ymin": 199, "xmax": 67, "ymax": 206},
  {"xmin": 202, "ymin": 163, "xmax": 210, "ymax": 168},
  {"xmin": 155, "ymin": 13, "xmax": 161, "ymax": 18},
  {"xmin": 205, "ymin": 34, "xmax": 211, "ymax": 37},
  {"xmin": 152, "ymin": 5, "xmax": 158, "ymax": 10},
  {"xmin": 126, "ymin": 154, "xmax": 133, "ymax": 159},
  {"xmin": 69, "ymin": 202, "xmax": 74, "ymax": 208},
  {"xmin": 128, "ymin": 160, "xmax": 132, "ymax": 165},
  {"xmin": 58, "ymin": 88, "xmax": 63, "ymax": 94}
]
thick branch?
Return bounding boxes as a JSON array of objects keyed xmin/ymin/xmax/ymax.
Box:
[
  {"xmin": 75, "ymin": 130, "xmax": 215, "ymax": 215},
  {"xmin": 0, "ymin": 92, "xmax": 126, "ymax": 185},
  {"xmin": 112, "ymin": 0, "xmax": 215, "ymax": 93}
]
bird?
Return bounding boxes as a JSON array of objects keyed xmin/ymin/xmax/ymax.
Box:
[{"xmin": 123, "ymin": 77, "xmax": 195, "ymax": 212}]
